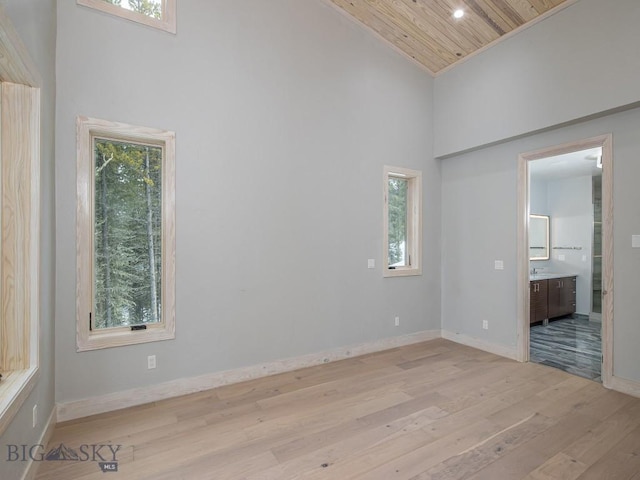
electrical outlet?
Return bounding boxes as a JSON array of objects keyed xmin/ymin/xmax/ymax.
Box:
[
  {"xmin": 482, "ymin": 320, "xmax": 489, "ymax": 330},
  {"xmin": 32, "ymin": 404, "xmax": 37, "ymax": 428},
  {"xmin": 367, "ymin": 259, "xmax": 375, "ymax": 269},
  {"xmin": 394, "ymin": 316, "xmax": 400, "ymax": 327},
  {"xmin": 494, "ymin": 260, "xmax": 504, "ymax": 270},
  {"xmin": 147, "ymin": 355, "xmax": 156, "ymax": 370}
]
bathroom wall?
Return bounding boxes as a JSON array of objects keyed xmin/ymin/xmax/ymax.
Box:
[{"xmin": 546, "ymin": 175, "xmax": 594, "ymax": 316}]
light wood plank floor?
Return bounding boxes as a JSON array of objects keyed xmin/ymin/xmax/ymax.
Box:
[{"xmin": 36, "ymin": 339, "xmax": 640, "ymax": 480}]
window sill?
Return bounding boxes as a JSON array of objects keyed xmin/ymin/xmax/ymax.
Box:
[
  {"xmin": 0, "ymin": 366, "xmax": 39, "ymax": 436},
  {"xmin": 77, "ymin": 325, "xmax": 175, "ymax": 352},
  {"xmin": 384, "ymin": 267, "xmax": 423, "ymax": 278}
]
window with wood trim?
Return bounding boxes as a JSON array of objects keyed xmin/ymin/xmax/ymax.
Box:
[
  {"xmin": 0, "ymin": 82, "xmax": 41, "ymax": 436},
  {"xmin": 77, "ymin": 117, "xmax": 175, "ymax": 351},
  {"xmin": 77, "ymin": 0, "xmax": 177, "ymax": 34},
  {"xmin": 383, "ymin": 165, "xmax": 422, "ymax": 277}
]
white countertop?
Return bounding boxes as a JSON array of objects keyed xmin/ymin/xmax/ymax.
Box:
[{"xmin": 530, "ymin": 273, "xmax": 577, "ymax": 281}]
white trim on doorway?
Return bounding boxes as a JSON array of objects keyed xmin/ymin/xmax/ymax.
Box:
[{"xmin": 516, "ymin": 134, "xmax": 614, "ymax": 387}]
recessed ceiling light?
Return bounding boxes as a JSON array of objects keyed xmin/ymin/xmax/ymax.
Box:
[{"xmin": 453, "ymin": 9, "xmax": 465, "ymax": 19}]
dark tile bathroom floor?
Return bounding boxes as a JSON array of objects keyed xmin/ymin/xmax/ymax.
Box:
[{"xmin": 530, "ymin": 315, "xmax": 602, "ymax": 381}]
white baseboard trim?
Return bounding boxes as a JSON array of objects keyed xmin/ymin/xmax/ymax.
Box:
[
  {"xmin": 441, "ymin": 330, "xmax": 518, "ymax": 361},
  {"xmin": 609, "ymin": 375, "xmax": 640, "ymax": 399},
  {"xmin": 57, "ymin": 330, "xmax": 441, "ymax": 422},
  {"xmin": 22, "ymin": 407, "xmax": 56, "ymax": 480}
]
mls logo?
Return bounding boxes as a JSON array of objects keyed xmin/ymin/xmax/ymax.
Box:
[
  {"xmin": 6, "ymin": 442, "xmax": 121, "ymax": 473},
  {"xmin": 99, "ymin": 462, "xmax": 119, "ymax": 472}
]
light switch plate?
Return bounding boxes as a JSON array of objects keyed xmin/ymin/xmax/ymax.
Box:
[
  {"xmin": 494, "ymin": 260, "xmax": 504, "ymax": 270},
  {"xmin": 558, "ymin": 254, "xmax": 565, "ymax": 261},
  {"xmin": 633, "ymin": 235, "xmax": 640, "ymax": 248},
  {"xmin": 367, "ymin": 259, "xmax": 375, "ymax": 269}
]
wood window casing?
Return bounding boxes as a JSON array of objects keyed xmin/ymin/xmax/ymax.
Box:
[
  {"xmin": 0, "ymin": 8, "xmax": 42, "ymax": 436},
  {"xmin": 383, "ymin": 165, "xmax": 423, "ymax": 277},
  {"xmin": 76, "ymin": 116, "xmax": 176, "ymax": 352}
]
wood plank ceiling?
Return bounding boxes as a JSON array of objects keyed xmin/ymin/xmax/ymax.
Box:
[{"xmin": 329, "ymin": 0, "xmax": 572, "ymax": 74}]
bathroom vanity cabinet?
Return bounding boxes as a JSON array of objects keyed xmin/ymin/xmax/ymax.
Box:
[
  {"xmin": 530, "ymin": 279, "xmax": 548, "ymax": 324},
  {"xmin": 529, "ymin": 275, "xmax": 576, "ymax": 325},
  {"xmin": 548, "ymin": 276, "xmax": 577, "ymax": 319}
]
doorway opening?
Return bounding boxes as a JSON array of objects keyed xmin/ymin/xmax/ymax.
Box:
[{"xmin": 517, "ymin": 135, "xmax": 613, "ymax": 387}]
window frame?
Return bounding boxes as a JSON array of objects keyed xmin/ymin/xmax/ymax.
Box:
[
  {"xmin": 77, "ymin": 0, "xmax": 177, "ymax": 34},
  {"xmin": 383, "ymin": 165, "xmax": 422, "ymax": 277},
  {"xmin": 76, "ymin": 116, "xmax": 176, "ymax": 351},
  {"xmin": 0, "ymin": 82, "xmax": 41, "ymax": 437},
  {"xmin": 0, "ymin": 5, "xmax": 42, "ymax": 437}
]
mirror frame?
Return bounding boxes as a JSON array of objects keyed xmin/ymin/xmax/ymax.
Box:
[{"xmin": 529, "ymin": 214, "xmax": 550, "ymax": 261}]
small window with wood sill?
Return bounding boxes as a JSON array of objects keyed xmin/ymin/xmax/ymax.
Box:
[
  {"xmin": 383, "ymin": 165, "xmax": 422, "ymax": 277},
  {"xmin": 76, "ymin": 117, "xmax": 176, "ymax": 351}
]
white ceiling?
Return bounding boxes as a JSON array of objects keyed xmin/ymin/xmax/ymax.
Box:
[{"xmin": 529, "ymin": 147, "xmax": 603, "ymax": 181}]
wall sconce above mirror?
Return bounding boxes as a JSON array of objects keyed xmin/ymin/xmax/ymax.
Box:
[{"xmin": 530, "ymin": 214, "xmax": 550, "ymax": 261}]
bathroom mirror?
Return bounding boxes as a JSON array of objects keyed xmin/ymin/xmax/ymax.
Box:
[{"xmin": 530, "ymin": 214, "xmax": 550, "ymax": 261}]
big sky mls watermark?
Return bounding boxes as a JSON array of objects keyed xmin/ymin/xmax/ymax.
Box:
[{"xmin": 6, "ymin": 442, "xmax": 122, "ymax": 473}]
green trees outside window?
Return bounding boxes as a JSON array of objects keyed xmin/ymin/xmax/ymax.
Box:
[
  {"xmin": 94, "ymin": 139, "xmax": 162, "ymax": 329},
  {"xmin": 103, "ymin": 0, "xmax": 162, "ymax": 19},
  {"xmin": 387, "ymin": 177, "xmax": 408, "ymax": 267}
]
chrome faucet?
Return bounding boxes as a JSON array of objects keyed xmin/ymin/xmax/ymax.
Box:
[{"xmin": 531, "ymin": 267, "xmax": 539, "ymax": 274}]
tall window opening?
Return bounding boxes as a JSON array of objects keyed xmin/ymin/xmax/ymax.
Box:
[
  {"xmin": 383, "ymin": 166, "xmax": 422, "ymax": 277},
  {"xmin": 77, "ymin": 117, "xmax": 175, "ymax": 351}
]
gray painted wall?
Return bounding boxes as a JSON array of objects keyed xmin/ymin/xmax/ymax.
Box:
[
  {"xmin": 55, "ymin": 0, "xmax": 438, "ymax": 404},
  {"xmin": 434, "ymin": 0, "xmax": 640, "ymax": 157},
  {"xmin": 441, "ymin": 106, "xmax": 640, "ymax": 383},
  {"xmin": 438, "ymin": 0, "xmax": 640, "ymax": 383},
  {"xmin": 0, "ymin": 1, "xmax": 56, "ymax": 479}
]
